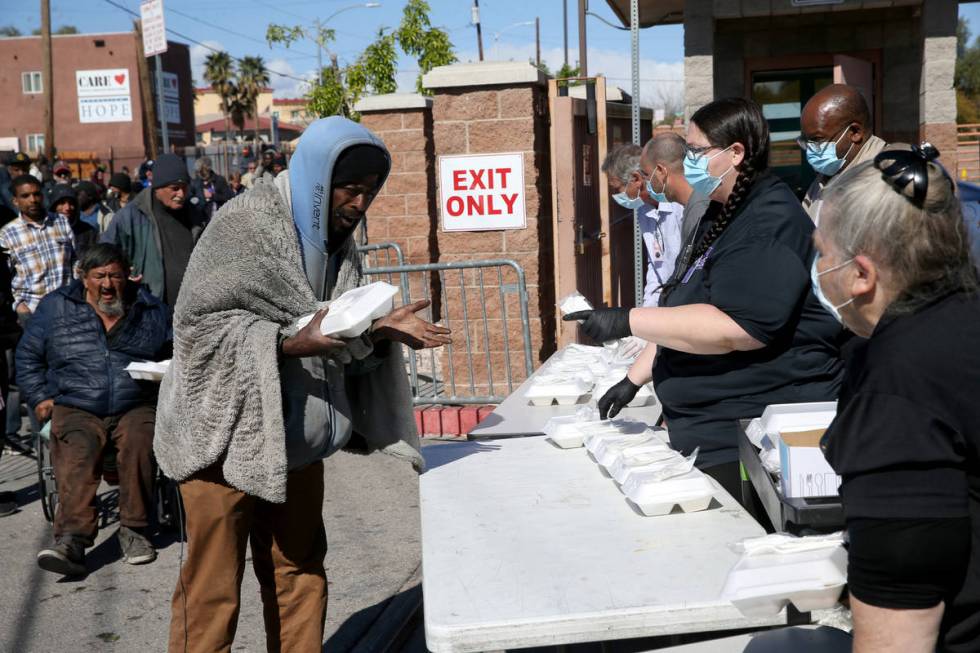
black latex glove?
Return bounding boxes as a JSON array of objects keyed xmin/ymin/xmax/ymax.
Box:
[
  {"xmin": 597, "ymin": 376, "xmax": 641, "ymax": 419},
  {"xmin": 563, "ymin": 307, "xmax": 632, "ymax": 343}
]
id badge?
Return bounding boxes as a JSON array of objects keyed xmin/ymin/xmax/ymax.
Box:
[{"xmin": 681, "ymin": 245, "xmax": 714, "ymax": 284}]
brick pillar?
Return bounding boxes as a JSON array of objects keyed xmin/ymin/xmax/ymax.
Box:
[
  {"xmin": 422, "ymin": 61, "xmax": 555, "ymax": 395},
  {"xmin": 355, "ymin": 93, "xmax": 437, "ymax": 265},
  {"xmin": 919, "ymin": 0, "xmax": 958, "ymax": 174},
  {"xmin": 684, "ymin": 0, "xmax": 715, "ymax": 120}
]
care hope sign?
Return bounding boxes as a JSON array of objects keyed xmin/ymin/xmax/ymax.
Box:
[{"xmin": 438, "ymin": 152, "xmax": 526, "ymax": 231}]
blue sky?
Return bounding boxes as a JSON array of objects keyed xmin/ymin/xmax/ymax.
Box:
[
  {"xmin": 3, "ymin": 0, "xmax": 684, "ymax": 104},
  {"xmin": 9, "ymin": 1, "xmax": 978, "ymax": 106}
]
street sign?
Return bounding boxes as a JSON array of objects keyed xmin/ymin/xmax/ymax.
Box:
[
  {"xmin": 76, "ymin": 69, "xmax": 133, "ymax": 123},
  {"xmin": 161, "ymin": 71, "xmax": 180, "ymax": 124},
  {"xmin": 140, "ymin": 0, "xmax": 167, "ymax": 57},
  {"xmin": 439, "ymin": 152, "xmax": 527, "ymax": 232}
]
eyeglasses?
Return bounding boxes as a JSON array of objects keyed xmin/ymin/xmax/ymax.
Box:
[
  {"xmin": 796, "ymin": 126, "xmax": 849, "ymax": 154},
  {"xmin": 873, "ymin": 143, "xmax": 953, "ymax": 207},
  {"xmin": 685, "ymin": 144, "xmax": 717, "ymax": 164}
]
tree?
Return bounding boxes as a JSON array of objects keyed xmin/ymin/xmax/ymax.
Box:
[
  {"xmin": 237, "ymin": 55, "xmax": 270, "ymax": 143},
  {"xmin": 396, "ymin": 0, "xmax": 456, "ymax": 94},
  {"xmin": 0, "ymin": 26, "xmax": 22, "ymax": 37},
  {"xmin": 30, "ymin": 25, "xmax": 77, "ymax": 35},
  {"xmin": 203, "ymin": 52, "xmax": 237, "ymax": 142},
  {"xmin": 956, "ymin": 19, "xmax": 980, "ymax": 123}
]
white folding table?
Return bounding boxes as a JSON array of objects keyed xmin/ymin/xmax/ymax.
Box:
[{"xmin": 420, "ymin": 436, "xmax": 794, "ymax": 653}]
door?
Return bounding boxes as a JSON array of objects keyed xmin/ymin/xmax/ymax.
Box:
[{"xmin": 751, "ymin": 68, "xmax": 834, "ymax": 198}]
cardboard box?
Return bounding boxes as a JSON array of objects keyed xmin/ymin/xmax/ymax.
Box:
[{"xmin": 776, "ymin": 428, "xmax": 842, "ymax": 499}]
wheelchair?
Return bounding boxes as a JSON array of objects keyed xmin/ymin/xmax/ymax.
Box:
[{"xmin": 35, "ymin": 420, "xmax": 183, "ymax": 531}]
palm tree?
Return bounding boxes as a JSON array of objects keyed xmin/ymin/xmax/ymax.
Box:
[
  {"xmin": 203, "ymin": 51, "xmax": 236, "ymax": 142},
  {"xmin": 228, "ymin": 92, "xmax": 247, "ymax": 141},
  {"xmin": 237, "ymin": 56, "xmax": 271, "ymax": 144}
]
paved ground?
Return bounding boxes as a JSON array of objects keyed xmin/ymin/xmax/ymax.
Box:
[{"xmin": 0, "ymin": 435, "xmax": 430, "ymax": 652}]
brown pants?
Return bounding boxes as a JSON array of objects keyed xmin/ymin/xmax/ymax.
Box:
[
  {"xmin": 168, "ymin": 461, "xmax": 328, "ymax": 653},
  {"xmin": 51, "ymin": 404, "xmax": 156, "ymax": 542}
]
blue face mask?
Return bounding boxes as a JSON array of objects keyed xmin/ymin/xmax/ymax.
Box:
[
  {"xmin": 803, "ymin": 127, "xmax": 853, "ymax": 177},
  {"xmin": 645, "ymin": 173, "xmax": 669, "ymax": 205},
  {"xmin": 683, "ymin": 146, "xmax": 734, "ymax": 197},
  {"xmin": 612, "ymin": 178, "xmax": 646, "ymax": 210},
  {"xmin": 810, "ymin": 254, "xmax": 855, "ymax": 324}
]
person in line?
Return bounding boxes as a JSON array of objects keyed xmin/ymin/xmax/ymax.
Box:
[
  {"xmin": 240, "ymin": 160, "xmax": 258, "ymax": 189},
  {"xmin": 601, "ymin": 142, "xmax": 684, "ymax": 309},
  {"xmin": 18, "ymin": 243, "xmax": 171, "ymax": 576},
  {"xmin": 189, "ymin": 156, "xmax": 232, "ymax": 219},
  {"xmin": 0, "ymin": 175, "xmax": 75, "ymax": 324},
  {"xmin": 137, "ymin": 158, "xmax": 153, "ymax": 189},
  {"xmin": 270, "ymin": 152, "xmax": 288, "ymax": 177},
  {"xmin": 75, "ymin": 181, "xmax": 112, "ymax": 234},
  {"xmin": 102, "ymin": 154, "xmax": 208, "ymax": 307},
  {"xmin": 0, "ymin": 241, "xmax": 21, "ymax": 517},
  {"xmin": 569, "ymin": 98, "xmax": 844, "ymax": 497},
  {"xmin": 105, "ymin": 172, "xmax": 133, "ymax": 213},
  {"xmin": 155, "ymin": 117, "xmax": 451, "ymax": 652},
  {"xmin": 1, "ymin": 153, "xmax": 32, "ymax": 219},
  {"xmin": 89, "ymin": 163, "xmax": 108, "ymax": 195},
  {"xmin": 228, "ymin": 171, "xmax": 246, "ymax": 197},
  {"xmin": 48, "ymin": 184, "xmax": 97, "ymax": 259},
  {"xmin": 799, "ymin": 84, "xmax": 886, "ymax": 224},
  {"xmin": 815, "ymin": 144, "xmax": 980, "ymax": 653},
  {"xmin": 254, "ymin": 147, "xmax": 276, "ymax": 178}
]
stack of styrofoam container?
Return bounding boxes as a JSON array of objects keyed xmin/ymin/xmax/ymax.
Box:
[
  {"xmin": 721, "ymin": 533, "xmax": 847, "ymax": 617},
  {"xmin": 544, "ymin": 415, "xmax": 646, "ymax": 449}
]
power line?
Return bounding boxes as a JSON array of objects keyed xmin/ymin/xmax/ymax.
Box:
[
  {"xmin": 100, "ymin": 0, "xmax": 312, "ymax": 83},
  {"xmin": 166, "ymin": 5, "xmax": 319, "ymax": 58}
]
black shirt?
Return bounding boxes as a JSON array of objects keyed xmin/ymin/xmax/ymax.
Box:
[
  {"xmin": 822, "ymin": 291, "xmax": 980, "ymax": 651},
  {"xmin": 152, "ymin": 198, "xmax": 195, "ymax": 307},
  {"xmin": 654, "ymin": 172, "xmax": 843, "ymax": 467}
]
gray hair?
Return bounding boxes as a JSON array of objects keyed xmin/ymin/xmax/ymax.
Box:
[
  {"xmin": 601, "ymin": 143, "xmax": 642, "ymax": 184},
  {"xmin": 194, "ymin": 156, "xmax": 213, "ymax": 174},
  {"xmin": 642, "ymin": 132, "xmax": 686, "ymax": 172},
  {"xmin": 820, "ymin": 144, "xmax": 977, "ymax": 314}
]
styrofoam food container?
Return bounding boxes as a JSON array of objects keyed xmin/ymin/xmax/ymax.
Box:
[
  {"xmin": 295, "ymin": 282, "xmax": 400, "ymax": 338},
  {"xmin": 546, "ymin": 417, "xmax": 640, "ymax": 449},
  {"xmin": 524, "ymin": 379, "xmax": 592, "ymax": 406},
  {"xmin": 583, "ymin": 427, "xmax": 652, "ymax": 454},
  {"xmin": 721, "ymin": 545, "xmax": 847, "ymax": 617},
  {"xmin": 126, "ymin": 359, "xmax": 171, "ymax": 382},
  {"xmin": 592, "ymin": 378, "xmax": 655, "ymax": 407},
  {"xmin": 621, "ymin": 469, "xmax": 716, "ymax": 516},
  {"xmin": 592, "ymin": 433, "xmax": 660, "ymax": 468},
  {"xmin": 558, "ymin": 291, "xmax": 593, "ymax": 315},
  {"xmin": 607, "ymin": 446, "xmax": 682, "ymax": 484}
]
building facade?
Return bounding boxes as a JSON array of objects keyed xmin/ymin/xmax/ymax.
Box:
[{"xmin": 0, "ymin": 31, "xmax": 195, "ymax": 172}]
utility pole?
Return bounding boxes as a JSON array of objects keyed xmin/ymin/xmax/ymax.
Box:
[
  {"xmin": 473, "ymin": 0, "xmax": 484, "ymax": 61},
  {"xmin": 563, "ymin": 0, "xmax": 569, "ymax": 69},
  {"xmin": 134, "ymin": 20, "xmax": 160, "ymax": 159},
  {"xmin": 40, "ymin": 0, "xmax": 54, "ymax": 161},
  {"xmin": 578, "ymin": 0, "xmax": 587, "ymax": 77},
  {"xmin": 316, "ymin": 18, "xmax": 323, "ymax": 86},
  {"xmin": 535, "ymin": 17, "xmax": 541, "ymax": 69}
]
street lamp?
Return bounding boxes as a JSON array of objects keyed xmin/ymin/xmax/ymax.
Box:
[
  {"xmin": 315, "ymin": 3, "xmax": 382, "ymax": 85},
  {"xmin": 492, "ymin": 20, "xmax": 535, "ymax": 60}
]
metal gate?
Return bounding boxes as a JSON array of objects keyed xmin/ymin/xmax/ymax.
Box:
[
  {"xmin": 548, "ymin": 77, "xmax": 654, "ymax": 348},
  {"xmin": 360, "ymin": 244, "xmax": 534, "ymax": 405}
]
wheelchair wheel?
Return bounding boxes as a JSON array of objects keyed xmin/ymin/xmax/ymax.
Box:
[{"xmin": 35, "ymin": 424, "xmax": 58, "ymax": 523}]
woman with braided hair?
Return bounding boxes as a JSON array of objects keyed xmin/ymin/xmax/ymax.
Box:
[{"xmin": 565, "ymin": 98, "xmax": 844, "ymax": 497}]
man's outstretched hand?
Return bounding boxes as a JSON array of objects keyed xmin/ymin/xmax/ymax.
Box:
[
  {"xmin": 281, "ymin": 308, "xmax": 347, "ymax": 358},
  {"xmin": 372, "ymin": 299, "xmax": 452, "ymax": 350}
]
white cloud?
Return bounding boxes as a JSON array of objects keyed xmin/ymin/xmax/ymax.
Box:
[
  {"xmin": 434, "ymin": 42, "xmax": 684, "ymax": 109},
  {"xmin": 265, "ymin": 58, "xmax": 315, "ymax": 98},
  {"xmin": 189, "ymin": 40, "xmax": 225, "ymax": 88}
]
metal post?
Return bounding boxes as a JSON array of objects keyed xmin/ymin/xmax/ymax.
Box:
[
  {"xmin": 630, "ymin": 0, "xmax": 642, "ymax": 307},
  {"xmin": 563, "ymin": 0, "xmax": 569, "ymax": 68},
  {"xmin": 155, "ymin": 55, "xmax": 170, "ymax": 153},
  {"xmin": 578, "ymin": 0, "xmax": 588, "ymax": 76},
  {"xmin": 473, "ymin": 0, "xmax": 484, "ymax": 61},
  {"xmin": 535, "ymin": 17, "xmax": 541, "ymax": 68}
]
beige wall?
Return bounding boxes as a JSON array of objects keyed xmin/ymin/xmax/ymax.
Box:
[{"xmin": 194, "ymin": 88, "xmax": 273, "ymax": 123}]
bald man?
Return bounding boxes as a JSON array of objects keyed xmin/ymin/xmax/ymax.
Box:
[
  {"xmin": 640, "ymin": 132, "xmax": 714, "ymax": 286},
  {"xmin": 798, "ymin": 83, "xmax": 886, "ymax": 224}
]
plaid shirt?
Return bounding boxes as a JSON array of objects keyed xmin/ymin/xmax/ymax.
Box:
[{"xmin": 0, "ymin": 214, "xmax": 76, "ymax": 312}]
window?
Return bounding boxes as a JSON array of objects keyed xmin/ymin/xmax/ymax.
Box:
[
  {"xmin": 21, "ymin": 71, "xmax": 42, "ymax": 94},
  {"xmin": 26, "ymin": 134, "xmax": 44, "ymax": 153},
  {"xmin": 272, "ymin": 111, "xmax": 280, "ymax": 119},
  {"xmin": 291, "ymin": 110, "xmax": 301, "ymax": 119}
]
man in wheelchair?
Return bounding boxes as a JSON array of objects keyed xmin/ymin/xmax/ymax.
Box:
[{"xmin": 16, "ymin": 243, "xmax": 172, "ymax": 576}]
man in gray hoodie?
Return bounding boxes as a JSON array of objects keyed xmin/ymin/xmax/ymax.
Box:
[{"xmin": 156, "ymin": 117, "xmax": 449, "ymax": 652}]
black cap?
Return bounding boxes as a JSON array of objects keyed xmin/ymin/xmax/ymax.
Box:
[
  {"xmin": 108, "ymin": 172, "xmax": 132, "ymax": 193},
  {"xmin": 9, "ymin": 152, "xmax": 31, "ymax": 168},
  {"xmin": 332, "ymin": 144, "xmax": 389, "ymax": 187},
  {"xmin": 47, "ymin": 183, "xmax": 77, "ymax": 208},
  {"xmin": 75, "ymin": 180, "xmax": 99, "ymax": 199},
  {"xmin": 151, "ymin": 154, "xmax": 190, "ymax": 189}
]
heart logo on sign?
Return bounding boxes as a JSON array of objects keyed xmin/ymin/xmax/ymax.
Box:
[{"xmin": 114, "ymin": 73, "xmax": 126, "ymax": 85}]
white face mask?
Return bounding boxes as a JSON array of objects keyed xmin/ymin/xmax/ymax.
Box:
[{"xmin": 810, "ymin": 254, "xmax": 855, "ymax": 323}]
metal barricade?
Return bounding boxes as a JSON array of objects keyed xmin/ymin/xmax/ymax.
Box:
[{"xmin": 358, "ymin": 249, "xmax": 534, "ymax": 405}]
